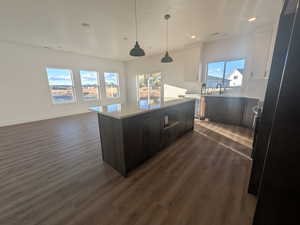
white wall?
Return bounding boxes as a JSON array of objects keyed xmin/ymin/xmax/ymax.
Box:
[
  {"xmin": 125, "ymin": 43, "xmax": 203, "ymax": 102},
  {"xmin": 0, "ymin": 41, "xmax": 126, "ymax": 127}
]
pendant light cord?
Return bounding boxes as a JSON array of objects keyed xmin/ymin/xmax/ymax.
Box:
[
  {"xmin": 166, "ymin": 18, "xmax": 169, "ymax": 51},
  {"xmin": 134, "ymin": 0, "xmax": 138, "ymax": 41}
]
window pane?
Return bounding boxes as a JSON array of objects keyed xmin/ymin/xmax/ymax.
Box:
[
  {"xmin": 207, "ymin": 62, "xmax": 225, "ymax": 88},
  {"xmin": 138, "ymin": 73, "xmax": 162, "ymax": 106},
  {"xmin": 138, "ymin": 74, "xmax": 149, "ymax": 106},
  {"xmin": 149, "ymin": 73, "xmax": 161, "ymax": 105},
  {"xmin": 104, "ymin": 73, "xmax": 120, "ymax": 98},
  {"xmin": 80, "ymin": 70, "xmax": 99, "ymax": 101},
  {"xmin": 50, "ymin": 86, "xmax": 75, "ymax": 103},
  {"xmin": 46, "ymin": 68, "xmax": 75, "ymax": 103},
  {"xmin": 225, "ymin": 59, "xmax": 245, "ymax": 87}
]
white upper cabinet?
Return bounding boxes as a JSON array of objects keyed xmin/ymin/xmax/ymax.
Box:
[
  {"xmin": 183, "ymin": 44, "xmax": 202, "ymax": 82},
  {"xmin": 251, "ymin": 30, "xmax": 273, "ymax": 79}
]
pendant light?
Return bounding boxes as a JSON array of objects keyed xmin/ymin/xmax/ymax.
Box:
[
  {"xmin": 161, "ymin": 14, "xmax": 173, "ymax": 63},
  {"xmin": 129, "ymin": 0, "xmax": 145, "ymax": 57}
]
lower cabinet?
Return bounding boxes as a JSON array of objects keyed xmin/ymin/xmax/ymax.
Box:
[
  {"xmin": 122, "ymin": 111, "xmax": 162, "ymax": 172},
  {"xmin": 161, "ymin": 101, "xmax": 195, "ymax": 148},
  {"xmin": 185, "ymin": 101, "xmax": 196, "ymax": 131},
  {"xmin": 241, "ymin": 98, "xmax": 259, "ymax": 128},
  {"xmin": 142, "ymin": 114, "xmax": 162, "ymax": 157},
  {"xmin": 205, "ymin": 96, "xmax": 244, "ymax": 126},
  {"xmin": 204, "ymin": 96, "xmax": 258, "ymax": 128}
]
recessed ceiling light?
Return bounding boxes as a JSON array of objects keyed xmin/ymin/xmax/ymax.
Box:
[
  {"xmin": 191, "ymin": 35, "xmax": 196, "ymax": 39},
  {"xmin": 81, "ymin": 23, "xmax": 92, "ymax": 33},
  {"xmin": 81, "ymin": 23, "xmax": 90, "ymax": 28},
  {"xmin": 248, "ymin": 17, "xmax": 256, "ymax": 22}
]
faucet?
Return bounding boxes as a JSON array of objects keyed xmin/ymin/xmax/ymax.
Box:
[
  {"xmin": 216, "ymin": 83, "xmax": 223, "ymax": 95},
  {"xmin": 201, "ymin": 83, "xmax": 206, "ymax": 95}
]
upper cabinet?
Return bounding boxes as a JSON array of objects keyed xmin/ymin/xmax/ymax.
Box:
[
  {"xmin": 250, "ymin": 30, "xmax": 274, "ymax": 79},
  {"xmin": 183, "ymin": 43, "xmax": 202, "ymax": 82}
]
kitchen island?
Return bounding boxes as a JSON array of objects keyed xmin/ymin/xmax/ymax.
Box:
[{"xmin": 90, "ymin": 98, "xmax": 195, "ymax": 176}]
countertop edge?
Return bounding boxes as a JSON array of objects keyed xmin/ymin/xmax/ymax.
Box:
[
  {"xmin": 202, "ymin": 95, "xmax": 259, "ymax": 100},
  {"xmin": 90, "ymin": 98, "xmax": 195, "ymax": 120}
]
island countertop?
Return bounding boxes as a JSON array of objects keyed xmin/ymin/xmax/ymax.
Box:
[{"xmin": 89, "ymin": 98, "xmax": 195, "ymax": 119}]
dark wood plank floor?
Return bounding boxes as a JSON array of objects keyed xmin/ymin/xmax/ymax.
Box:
[{"xmin": 0, "ymin": 113, "xmax": 256, "ymax": 225}]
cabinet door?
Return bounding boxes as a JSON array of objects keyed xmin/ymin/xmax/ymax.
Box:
[
  {"xmin": 142, "ymin": 113, "xmax": 162, "ymax": 157},
  {"xmin": 205, "ymin": 97, "xmax": 227, "ymax": 122},
  {"xmin": 123, "ymin": 117, "xmax": 146, "ymax": 171},
  {"xmin": 223, "ymin": 98, "xmax": 243, "ymax": 125},
  {"xmin": 183, "ymin": 45, "xmax": 202, "ymax": 81},
  {"xmin": 161, "ymin": 107, "xmax": 180, "ymax": 148},
  {"xmin": 251, "ymin": 31, "xmax": 272, "ymax": 78},
  {"xmin": 185, "ymin": 101, "xmax": 196, "ymax": 131},
  {"xmin": 205, "ymin": 97, "xmax": 243, "ymax": 126},
  {"xmin": 178, "ymin": 106, "xmax": 188, "ymax": 135},
  {"xmin": 123, "ymin": 112, "xmax": 162, "ymax": 171}
]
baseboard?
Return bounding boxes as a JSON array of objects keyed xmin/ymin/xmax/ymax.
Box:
[{"xmin": 0, "ymin": 110, "xmax": 94, "ymax": 128}]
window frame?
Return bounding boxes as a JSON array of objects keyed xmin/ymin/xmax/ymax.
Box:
[
  {"xmin": 136, "ymin": 71, "xmax": 163, "ymax": 105},
  {"xmin": 79, "ymin": 70, "xmax": 101, "ymax": 102},
  {"xmin": 205, "ymin": 58, "xmax": 246, "ymax": 88},
  {"xmin": 104, "ymin": 72, "xmax": 121, "ymax": 99},
  {"xmin": 45, "ymin": 67, "xmax": 77, "ymax": 105}
]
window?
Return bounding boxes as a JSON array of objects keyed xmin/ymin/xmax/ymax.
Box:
[
  {"xmin": 46, "ymin": 68, "xmax": 76, "ymax": 104},
  {"xmin": 80, "ymin": 70, "xmax": 99, "ymax": 101},
  {"xmin": 137, "ymin": 72, "xmax": 162, "ymax": 107},
  {"xmin": 106, "ymin": 104, "xmax": 121, "ymax": 112},
  {"xmin": 206, "ymin": 59, "xmax": 245, "ymax": 88},
  {"xmin": 207, "ymin": 61, "xmax": 225, "ymax": 88},
  {"xmin": 104, "ymin": 72, "xmax": 120, "ymax": 98}
]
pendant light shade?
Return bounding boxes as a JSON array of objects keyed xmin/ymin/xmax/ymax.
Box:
[
  {"xmin": 161, "ymin": 51, "xmax": 173, "ymax": 63},
  {"xmin": 161, "ymin": 14, "xmax": 173, "ymax": 63},
  {"xmin": 129, "ymin": 0, "xmax": 145, "ymax": 57},
  {"xmin": 130, "ymin": 41, "xmax": 145, "ymax": 56}
]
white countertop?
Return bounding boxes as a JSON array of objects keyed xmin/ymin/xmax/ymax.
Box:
[
  {"xmin": 202, "ymin": 95, "xmax": 258, "ymax": 99},
  {"xmin": 185, "ymin": 92, "xmax": 259, "ymax": 100},
  {"xmin": 89, "ymin": 98, "xmax": 195, "ymax": 119}
]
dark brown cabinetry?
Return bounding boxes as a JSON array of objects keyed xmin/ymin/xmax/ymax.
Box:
[
  {"xmin": 204, "ymin": 96, "xmax": 258, "ymax": 128},
  {"xmin": 97, "ymin": 100, "xmax": 195, "ymax": 176},
  {"xmin": 242, "ymin": 98, "xmax": 259, "ymax": 128},
  {"xmin": 252, "ymin": 1, "xmax": 300, "ymax": 224},
  {"xmin": 248, "ymin": 0, "xmax": 297, "ymax": 197}
]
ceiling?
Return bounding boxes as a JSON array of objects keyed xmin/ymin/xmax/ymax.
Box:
[{"xmin": 0, "ymin": 0, "xmax": 283, "ymax": 61}]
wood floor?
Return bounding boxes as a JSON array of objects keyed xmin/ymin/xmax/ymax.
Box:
[
  {"xmin": 194, "ymin": 120, "xmax": 253, "ymax": 158},
  {"xmin": 196, "ymin": 120, "xmax": 253, "ymax": 148},
  {"xmin": 0, "ymin": 113, "xmax": 256, "ymax": 225}
]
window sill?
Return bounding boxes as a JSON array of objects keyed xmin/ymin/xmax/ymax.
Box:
[
  {"xmin": 105, "ymin": 96, "xmax": 121, "ymax": 99},
  {"xmin": 52, "ymin": 101, "xmax": 77, "ymax": 105}
]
